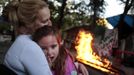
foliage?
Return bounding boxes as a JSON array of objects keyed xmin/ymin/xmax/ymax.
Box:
[
  {"xmin": 88, "ymin": 0, "xmax": 106, "ymax": 17},
  {"xmin": 48, "ymin": 0, "xmax": 106, "ymax": 31},
  {"xmin": 0, "ymin": 22, "xmax": 11, "ymax": 33},
  {"xmin": 0, "ymin": 0, "xmax": 9, "ymax": 6},
  {"xmin": 0, "ymin": 0, "xmax": 107, "ymax": 31},
  {"xmin": 117, "ymin": 0, "xmax": 134, "ymax": 15}
]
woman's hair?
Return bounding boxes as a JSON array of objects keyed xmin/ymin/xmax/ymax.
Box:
[
  {"xmin": 2, "ymin": 0, "xmax": 48, "ymax": 34},
  {"xmin": 32, "ymin": 26, "xmax": 67, "ymax": 75}
]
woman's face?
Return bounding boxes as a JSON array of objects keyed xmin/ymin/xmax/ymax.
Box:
[
  {"xmin": 34, "ymin": 7, "xmax": 52, "ymax": 30},
  {"xmin": 38, "ymin": 35, "xmax": 59, "ymax": 67}
]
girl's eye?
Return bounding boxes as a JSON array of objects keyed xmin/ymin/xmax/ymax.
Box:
[
  {"xmin": 41, "ymin": 47, "xmax": 46, "ymax": 50},
  {"xmin": 51, "ymin": 44, "xmax": 57, "ymax": 49},
  {"xmin": 42, "ymin": 48, "xmax": 47, "ymax": 53}
]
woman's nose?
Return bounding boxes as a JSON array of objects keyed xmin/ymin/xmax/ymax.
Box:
[{"xmin": 48, "ymin": 20, "xmax": 52, "ymax": 26}]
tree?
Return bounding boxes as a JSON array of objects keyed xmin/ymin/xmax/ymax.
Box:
[
  {"xmin": 58, "ymin": 0, "xmax": 67, "ymax": 29},
  {"xmin": 117, "ymin": 0, "xmax": 134, "ymax": 39},
  {"xmin": 47, "ymin": 0, "xmax": 68, "ymax": 29},
  {"xmin": 87, "ymin": 0, "xmax": 106, "ymax": 29},
  {"xmin": 1, "ymin": 0, "xmax": 108, "ymax": 37},
  {"xmin": 118, "ymin": 0, "xmax": 134, "ymax": 14},
  {"xmin": 48, "ymin": 0, "xmax": 106, "ymax": 29},
  {"xmin": 113, "ymin": 0, "xmax": 134, "ymax": 57}
]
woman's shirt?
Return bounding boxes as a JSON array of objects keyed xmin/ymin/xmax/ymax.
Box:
[{"xmin": 4, "ymin": 35, "xmax": 52, "ymax": 75}]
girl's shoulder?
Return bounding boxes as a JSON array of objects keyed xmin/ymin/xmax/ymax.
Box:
[
  {"xmin": 65, "ymin": 54, "xmax": 78, "ymax": 75},
  {"xmin": 65, "ymin": 49, "xmax": 75, "ymax": 68}
]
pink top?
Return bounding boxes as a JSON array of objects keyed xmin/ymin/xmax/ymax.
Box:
[
  {"xmin": 65, "ymin": 55, "xmax": 77, "ymax": 75},
  {"xmin": 52, "ymin": 55, "xmax": 77, "ymax": 75}
]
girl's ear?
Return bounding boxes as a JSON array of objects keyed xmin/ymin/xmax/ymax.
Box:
[{"xmin": 60, "ymin": 40, "xmax": 64, "ymax": 45}]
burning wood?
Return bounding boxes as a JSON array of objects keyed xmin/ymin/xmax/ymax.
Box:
[{"xmin": 74, "ymin": 29, "xmax": 119, "ymax": 75}]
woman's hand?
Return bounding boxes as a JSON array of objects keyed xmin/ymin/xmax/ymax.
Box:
[{"xmin": 75, "ymin": 62, "xmax": 89, "ymax": 75}]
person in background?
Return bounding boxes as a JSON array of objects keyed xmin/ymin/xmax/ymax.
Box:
[
  {"xmin": 3, "ymin": 0, "xmax": 52, "ymax": 75},
  {"xmin": 32, "ymin": 26, "xmax": 89, "ymax": 75}
]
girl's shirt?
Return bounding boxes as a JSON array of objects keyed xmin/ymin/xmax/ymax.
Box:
[
  {"xmin": 52, "ymin": 55, "xmax": 77, "ymax": 75},
  {"xmin": 65, "ymin": 55, "xmax": 77, "ymax": 75}
]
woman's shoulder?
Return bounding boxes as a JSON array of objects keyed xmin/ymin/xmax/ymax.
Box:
[
  {"xmin": 15, "ymin": 35, "xmax": 34, "ymax": 44},
  {"xmin": 16, "ymin": 35, "xmax": 31, "ymax": 41},
  {"xmin": 12, "ymin": 35, "xmax": 40, "ymax": 49},
  {"xmin": 12, "ymin": 35, "xmax": 43, "ymax": 57}
]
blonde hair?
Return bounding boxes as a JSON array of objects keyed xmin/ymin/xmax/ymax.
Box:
[{"xmin": 3, "ymin": 0, "xmax": 48, "ymax": 34}]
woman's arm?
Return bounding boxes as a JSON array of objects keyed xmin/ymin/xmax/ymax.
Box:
[
  {"xmin": 20, "ymin": 43, "xmax": 52, "ymax": 75},
  {"xmin": 75, "ymin": 62, "xmax": 89, "ymax": 75}
]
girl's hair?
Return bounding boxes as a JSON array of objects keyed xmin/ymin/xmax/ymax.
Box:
[
  {"xmin": 2, "ymin": 0, "xmax": 48, "ymax": 34},
  {"xmin": 32, "ymin": 26, "xmax": 67, "ymax": 75}
]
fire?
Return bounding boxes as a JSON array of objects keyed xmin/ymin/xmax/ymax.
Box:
[{"xmin": 74, "ymin": 29, "xmax": 116, "ymax": 74}]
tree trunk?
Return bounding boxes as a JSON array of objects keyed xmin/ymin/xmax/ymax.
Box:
[{"xmin": 58, "ymin": 0, "xmax": 67, "ymax": 29}]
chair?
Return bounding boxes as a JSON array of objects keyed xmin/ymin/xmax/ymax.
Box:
[{"xmin": 0, "ymin": 64, "xmax": 17, "ymax": 75}]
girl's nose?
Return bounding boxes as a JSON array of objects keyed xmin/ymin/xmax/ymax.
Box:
[{"xmin": 47, "ymin": 49, "xmax": 53, "ymax": 56}]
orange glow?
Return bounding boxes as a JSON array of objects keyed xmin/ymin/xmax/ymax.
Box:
[{"xmin": 75, "ymin": 29, "xmax": 116, "ymax": 74}]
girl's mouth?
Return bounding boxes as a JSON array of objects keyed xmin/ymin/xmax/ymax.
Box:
[
  {"xmin": 48, "ymin": 57, "xmax": 54, "ymax": 63},
  {"xmin": 47, "ymin": 57, "xmax": 54, "ymax": 67}
]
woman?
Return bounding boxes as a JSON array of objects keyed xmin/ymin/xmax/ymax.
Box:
[{"xmin": 3, "ymin": 0, "xmax": 52, "ymax": 75}]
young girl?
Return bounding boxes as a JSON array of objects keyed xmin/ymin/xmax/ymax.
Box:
[{"xmin": 32, "ymin": 26, "xmax": 78, "ymax": 75}]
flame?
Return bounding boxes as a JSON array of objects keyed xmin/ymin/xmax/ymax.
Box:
[{"xmin": 75, "ymin": 29, "xmax": 116, "ymax": 74}]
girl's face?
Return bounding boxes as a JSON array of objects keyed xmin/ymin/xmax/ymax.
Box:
[
  {"xmin": 34, "ymin": 7, "xmax": 52, "ymax": 30},
  {"xmin": 38, "ymin": 35, "xmax": 59, "ymax": 67}
]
